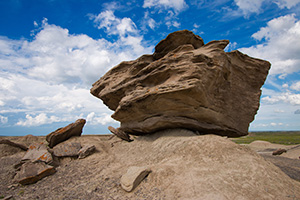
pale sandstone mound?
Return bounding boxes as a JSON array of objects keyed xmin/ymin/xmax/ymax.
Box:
[
  {"xmin": 91, "ymin": 30, "xmax": 270, "ymax": 137},
  {"xmin": 1, "ymin": 131, "xmax": 300, "ymax": 199}
]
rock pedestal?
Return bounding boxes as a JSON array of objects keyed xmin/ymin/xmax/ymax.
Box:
[{"xmin": 91, "ymin": 30, "xmax": 270, "ymax": 137}]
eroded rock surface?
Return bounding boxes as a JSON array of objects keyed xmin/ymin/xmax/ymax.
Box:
[
  {"xmin": 78, "ymin": 144, "xmax": 96, "ymax": 159},
  {"xmin": 14, "ymin": 162, "xmax": 56, "ymax": 185},
  {"xmin": 53, "ymin": 142, "xmax": 81, "ymax": 157},
  {"xmin": 91, "ymin": 30, "xmax": 270, "ymax": 137},
  {"xmin": 22, "ymin": 143, "xmax": 53, "ymax": 164},
  {"xmin": 46, "ymin": 119, "xmax": 86, "ymax": 148}
]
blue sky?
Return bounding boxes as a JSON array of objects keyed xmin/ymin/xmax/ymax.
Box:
[{"xmin": 0, "ymin": 0, "xmax": 300, "ymax": 136}]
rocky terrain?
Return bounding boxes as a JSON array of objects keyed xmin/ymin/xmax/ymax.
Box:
[
  {"xmin": 1, "ymin": 131, "xmax": 300, "ymax": 200},
  {"xmin": 2, "ymin": 30, "xmax": 297, "ymax": 199}
]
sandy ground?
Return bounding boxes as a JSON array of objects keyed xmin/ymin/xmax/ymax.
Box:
[{"xmin": 1, "ymin": 130, "xmax": 300, "ymax": 200}]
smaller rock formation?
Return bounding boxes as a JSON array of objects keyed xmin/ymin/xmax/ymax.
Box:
[
  {"xmin": 108, "ymin": 126, "xmax": 133, "ymax": 142},
  {"xmin": 78, "ymin": 144, "xmax": 96, "ymax": 159},
  {"xmin": 120, "ymin": 166, "xmax": 151, "ymax": 192},
  {"xmin": 53, "ymin": 142, "xmax": 81, "ymax": 157},
  {"xmin": 273, "ymin": 148, "xmax": 287, "ymax": 155},
  {"xmin": 46, "ymin": 119, "xmax": 86, "ymax": 148},
  {"xmin": 22, "ymin": 143, "xmax": 53, "ymax": 164},
  {"xmin": 0, "ymin": 139, "xmax": 28, "ymax": 151},
  {"xmin": 14, "ymin": 162, "xmax": 56, "ymax": 185}
]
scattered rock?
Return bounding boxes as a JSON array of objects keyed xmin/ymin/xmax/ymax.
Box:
[
  {"xmin": 273, "ymin": 148, "xmax": 287, "ymax": 155},
  {"xmin": 22, "ymin": 143, "xmax": 53, "ymax": 164},
  {"xmin": 108, "ymin": 126, "xmax": 133, "ymax": 142},
  {"xmin": 78, "ymin": 144, "xmax": 96, "ymax": 159},
  {"xmin": 0, "ymin": 139, "xmax": 28, "ymax": 151},
  {"xmin": 14, "ymin": 162, "xmax": 56, "ymax": 185},
  {"xmin": 91, "ymin": 30, "xmax": 270, "ymax": 137},
  {"xmin": 53, "ymin": 142, "xmax": 81, "ymax": 157},
  {"xmin": 46, "ymin": 119, "xmax": 86, "ymax": 148},
  {"xmin": 3, "ymin": 195, "xmax": 13, "ymax": 200},
  {"xmin": 120, "ymin": 166, "xmax": 151, "ymax": 192}
]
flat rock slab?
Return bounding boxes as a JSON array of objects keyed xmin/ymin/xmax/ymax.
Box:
[
  {"xmin": 14, "ymin": 162, "xmax": 56, "ymax": 185},
  {"xmin": 0, "ymin": 139, "xmax": 28, "ymax": 151},
  {"xmin": 108, "ymin": 126, "xmax": 132, "ymax": 142},
  {"xmin": 78, "ymin": 144, "xmax": 96, "ymax": 159},
  {"xmin": 120, "ymin": 166, "xmax": 151, "ymax": 192},
  {"xmin": 46, "ymin": 119, "xmax": 86, "ymax": 148},
  {"xmin": 53, "ymin": 142, "xmax": 81, "ymax": 157},
  {"xmin": 22, "ymin": 142, "xmax": 53, "ymax": 164}
]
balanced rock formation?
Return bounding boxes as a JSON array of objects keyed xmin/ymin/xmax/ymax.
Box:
[
  {"xmin": 46, "ymin": 119, "xmax": 86, "ymax": 148},
  {"xmin": 91, "ymin": 30, "xmax": 270, "ymax": 137}
]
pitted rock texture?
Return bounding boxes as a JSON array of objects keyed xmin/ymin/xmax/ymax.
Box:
[
  {"xmin": 14, "ymin": 162, "xmax": 56, "ymax": 185},
  {"xmin": 91, "ymin": 30, "xmax": 270, "ymax": 137},
  {"xmin": 22, "ymin": 143, "xmax": 53, "ymax": 164}
]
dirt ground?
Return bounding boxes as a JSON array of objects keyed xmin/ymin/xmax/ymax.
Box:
[{"xmin": 1, "ymin": 130, "xmax": 300, "ymax": 200}]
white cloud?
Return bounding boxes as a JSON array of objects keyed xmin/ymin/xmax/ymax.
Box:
[
  {"xmin": 233, "ymin": 0, "xmax": 300, "ymax": 17},
  {"xmin": 290, "ymin": 81, "xmax": 300, "ymax": 91},
  {"xmin": 86, "ymin": 112, "xmax": 118, "ymax": 125},
  {"xmin": 143, "ymin": 0, "xmax": 188, "ymax": 12},
  {"xmin": 0, "ymin": 115, "xmax": 8, "ymax": 124},
  {"xmin": 90, "ymin": 10, "xmax": 138, "ymax": 37},
  {"xmin": 0, "ymin": 19, "xmax": 152, "ymax": 128},
  {"xmin": 275, "ymin": 0, "xmax": 300, "ymax": 8},
  {"xmin": 16, "ymin": 113, "xmax": 60, "ymax": 127},
  {"xmin": 234, "ymin": 0, "xmax": 263, "ymax": 16},
  {"xmin": 262, "ymin": 92, "xmax": 300, "ymax": 105},
  {"xmin": 239, "ymin": 14, "xmax": 300, "ymax": 76},
  {"xmin": 143, "ymin": 11, "xmax": 157, "ymax": 30}
]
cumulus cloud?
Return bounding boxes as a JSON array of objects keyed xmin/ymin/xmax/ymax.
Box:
[
  {"xmin": 291, "ymin": 81, "xmax": 300, "ymax": 91},
  {"xmin": 90, "ymin": 10, "xmax": 138, "ymax": 36},
  {"xmin": 86, "ymin": 112, "xmax": 118, "ymax": 125},
  {"xmin": 16, "ymin": 113, "xmax": 60, "ymax": 127},
  {"xmin": 234, "ymin": 0, "xmax": 263, "ymax": 16},
  {"xmin": 239, "ymin": 14, "xmax": 300, "ymax": 76},
  {"xmin": 143, "ymin": 0, "xmax": 188, "ymax": 12},
  {"xmin": 262, "ymin": 92, "xmax": 300, "ymax": 105},
  {"xmin": 0, "ymin": 18, "xmax": 152, "ymax": 128},
  {"xmin": 89, "ymin": 11, "xmax": 153, "ymax": 56}
]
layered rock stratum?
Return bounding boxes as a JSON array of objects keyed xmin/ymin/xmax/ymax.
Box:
[{"xmin": 91, "ymin": 30, "xmax": 270, "ymax": 137}]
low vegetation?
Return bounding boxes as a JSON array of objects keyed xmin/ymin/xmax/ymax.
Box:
[{"xmin": 232, "ymin": 131, "xmax": 300, "ymax": 145}]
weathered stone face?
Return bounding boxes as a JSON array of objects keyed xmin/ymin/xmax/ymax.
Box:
[
  {"xmin": 91, "ymin": 30, "xmax": 270, "ymax": 137},
  {"xmin": 46, "ymin": 119, "xmax": 86, "ymax": 148}
]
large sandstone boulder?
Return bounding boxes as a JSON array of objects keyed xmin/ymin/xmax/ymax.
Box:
[
  {"xmin": 91, "ymin": 30, "xmax": 270, "ymax": 137},
  {"xmin": 46, "ymin": 119, "xmax": 86, "ymax": 148}
]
